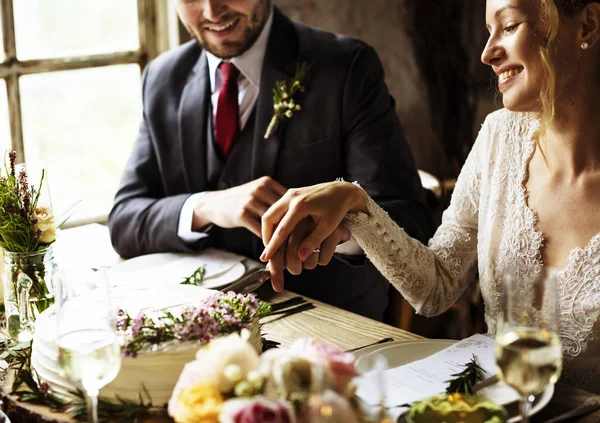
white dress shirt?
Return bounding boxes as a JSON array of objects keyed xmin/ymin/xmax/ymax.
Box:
[
  {"xmin": 177, "ymin": 8, "xmax": 361, "ymax": 255},
  {"xmin": 178, "ymin": 8, "xmax": 274, "ymax": 243}
]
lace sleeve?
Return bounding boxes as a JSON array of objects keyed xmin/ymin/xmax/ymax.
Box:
[{"xmin": 344, "ymin": 120, "xmax": 489, "ymax": 316}]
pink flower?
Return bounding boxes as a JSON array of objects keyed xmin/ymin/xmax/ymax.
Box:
[
  {"xmin": 289, "ymin": 339, "xmax": 357, "ymax": 393},
  {"xmin": 220, "ymin": 397, "xmax": 295, "ymax": 423}
]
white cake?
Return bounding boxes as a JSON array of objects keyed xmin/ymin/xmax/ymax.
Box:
[{"xmin": 31, "ymin": 285, "xmax": 263, "ymax": 406}]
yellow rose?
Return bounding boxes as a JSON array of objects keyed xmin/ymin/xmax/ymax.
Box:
[
  {"xmin": 33, "ymin": 205, "xmax": 57, "ymax": 244},
  {"xmin": 172, "ymin": 383, "xmax": 223, "ymax": 423}
]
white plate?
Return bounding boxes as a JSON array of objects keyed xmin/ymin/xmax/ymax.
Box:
[
  {"xmin": 112, "ymin": 252, "xmax": 180, "ymax": 272},
  {"xmin": 200, "ymin": 262, "xmax": 245, "ymax": 289},
  {"xmin": 110, "ymin": 251, "xmax": 246, "ymax": 290},
  {"xmin": 354, "ymin": 339, "xmax": 553, "ymax": 422}
]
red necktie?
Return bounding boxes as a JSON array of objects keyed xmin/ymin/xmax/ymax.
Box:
[{"xmin": 215, "ymin": 62, "xmax": 240, "ymax": 158}]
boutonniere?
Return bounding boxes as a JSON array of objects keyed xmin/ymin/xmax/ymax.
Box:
[{"xmin": 264, "ymin": 61, "xmax": 310, "ymax": 139}]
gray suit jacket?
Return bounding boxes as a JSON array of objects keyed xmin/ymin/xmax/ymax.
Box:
[{"xmin": 108, "ymin": 8, "xmax": 434, "ymax": 320}]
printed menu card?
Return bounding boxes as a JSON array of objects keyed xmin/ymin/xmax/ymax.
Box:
[{"xmin": 356, "ymin": 334, "xmax": 519, "ymax": 408}]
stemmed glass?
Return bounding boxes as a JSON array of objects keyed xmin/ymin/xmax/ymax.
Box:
[
  {"xmin": 55, "ymin": 268, "xmax": 121, "ymax": 423},
  {"xmin": 495, "ymin": 270, "xmax": 562, "ymax": 422},
  {"xmin": 354, "ymin": 353, "xmax": 393, "ymax": 423}
]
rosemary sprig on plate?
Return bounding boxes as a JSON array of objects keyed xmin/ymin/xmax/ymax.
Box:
[{"xmin": 445, "ymin": 354, "xmax": 485, "ymax": 395}]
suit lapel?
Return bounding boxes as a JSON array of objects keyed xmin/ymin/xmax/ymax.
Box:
[
  {"xmin": 251, "ymin": 8, "xmax": 299, "ymax": 180},
  {"xmin": 178, "ymin": 51, "xmax": 210, "ymax": 193}
]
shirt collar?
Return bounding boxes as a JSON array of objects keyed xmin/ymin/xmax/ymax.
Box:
[{"xmin": 206, "ymin": 7, "xmax": 274, "ymax": 93}]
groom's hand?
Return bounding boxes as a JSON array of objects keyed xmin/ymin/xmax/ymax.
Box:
[
  {"xmin": 192, "ymin": 176, "xmax": 287, "ymax": 238},
  {"xmin": 268, "ymin": 217, "xmax": 350, "ymax": 292}
]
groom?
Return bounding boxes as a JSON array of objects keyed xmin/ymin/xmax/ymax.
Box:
[{"xmin": 108, "ymin": 0, "xmax": 433, "ymax": 321}]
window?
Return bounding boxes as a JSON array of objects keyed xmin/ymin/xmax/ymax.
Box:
[{"xmin": 0, "ymin": 0, "xmax": 167, "ymax": 225}]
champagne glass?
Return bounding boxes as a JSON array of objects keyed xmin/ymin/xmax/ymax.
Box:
[
  {"xmin": 495, "ymin": 270, "xmax": 562, "ymax": 422},
  {"xmin": 56, "ymin": 268, "xmax": 121, "ymax": 423}
]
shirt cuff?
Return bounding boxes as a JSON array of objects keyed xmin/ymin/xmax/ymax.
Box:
[
  {"xmin": 334, "ymin": 235, "xmax": 363, "ymax": 255},
  {"xmin": 178, "ymin": 192, "xmax": 211, "ymax": 243}
]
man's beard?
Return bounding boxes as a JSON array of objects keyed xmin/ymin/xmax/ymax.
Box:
[{"xmin": 188, "ymin": 0, "xmax": 270, "ymax": 59}]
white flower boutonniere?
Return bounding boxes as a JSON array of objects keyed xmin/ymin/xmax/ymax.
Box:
[{"xmin": 264, "ymin": 62, "xmax": 310, "ymax": 139}]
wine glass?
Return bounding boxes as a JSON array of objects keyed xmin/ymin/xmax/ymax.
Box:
[
  {"xmin": 495, "ymin": 270, "xmax": 562, "ymax": 422},
  {"xmin": 354, "ymin": 353, "xmax": 393, "ymax": 423},
  {"xmin": 55, "ymin": 267, "xmax": 121, "ymax": 423}
]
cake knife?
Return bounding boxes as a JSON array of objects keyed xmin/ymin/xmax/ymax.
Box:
[{"xmin": 219, "ymin": 269, "xmax": 271, "ymax": 294}]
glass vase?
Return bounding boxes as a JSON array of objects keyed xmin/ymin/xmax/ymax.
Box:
[{"xmin": 2, "ymin": 245, "xmax": 57, "ymax": 341}]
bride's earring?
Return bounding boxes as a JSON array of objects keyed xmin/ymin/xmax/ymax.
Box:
[{"xmin": 581, "ymin": 41, "xmax": 590, "ymax": 50}]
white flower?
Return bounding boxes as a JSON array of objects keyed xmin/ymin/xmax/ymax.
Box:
[
  {"xmin": 33, "ymin": 205, "xmax": 56, "ymax": 244},
  {"xmin": 260, "ymin": 349, "xmax": 328, "ymax": 400},
  {"xmin": 285, "ymin": 110, "xmax": 293, "ymax": 118},
  {"xmin": 224, "ymin": 364, "xmax": 242, "ymax": 384},
  {"xmin": 168, "ymin": 333, "xmax": 259, "ymax": 416}
]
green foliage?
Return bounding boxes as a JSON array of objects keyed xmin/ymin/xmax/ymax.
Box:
[
  {"xmin": 445, "ymin": 355, "xmax": 485, "ymax": 395},
  {"xmin": 272, "ymin": 61, "xmax": 310, "ymax": 111},
  {"xmin": 0, "ymin": 151, "xmax": 45, "ymax": 253},
  {"xmin": 265, "ymin": 61, "xmax": 310, "ymax": 138},
  {"xmin": 180, "ymin": 266, "xmax": 205, "ymax": 286}
]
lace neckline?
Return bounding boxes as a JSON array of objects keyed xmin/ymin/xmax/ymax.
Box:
[{"xmin": 519, "ymin": 135, "xmax": 600, "ymax": 274}]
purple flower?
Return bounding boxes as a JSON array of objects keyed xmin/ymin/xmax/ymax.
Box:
[
  {"xmin": 8, "ymin": 150, "xmax": 16, "ymax": 177},
  {"xmin": 116, "ymin": 308, "xmax": 130, "ymax": 332},
  {"xmin": 131, "ymin": 311, "xmax": 145, "ymax": 337}
]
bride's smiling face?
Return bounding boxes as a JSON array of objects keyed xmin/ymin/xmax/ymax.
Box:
[{"xmin": 481, "ymin": 0, "xmax": 547, "ymax": 112}]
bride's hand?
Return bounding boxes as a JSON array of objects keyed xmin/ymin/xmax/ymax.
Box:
[{"xmin": 260, "ymin": 181, "xmax": 367, "ymax": 262}]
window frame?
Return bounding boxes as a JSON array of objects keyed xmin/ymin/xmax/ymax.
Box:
[{"xmin": 0, "ymin": 0, "xmax": 170, "ymax": 226}]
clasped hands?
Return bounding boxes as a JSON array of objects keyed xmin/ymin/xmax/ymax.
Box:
[
  {"xmin": 192, "ymin": 177, "xmax": 360, "ymax": 292},
  {"xmin": 260, "ymin": 181, "xmax": 365, "ymax": 291}
]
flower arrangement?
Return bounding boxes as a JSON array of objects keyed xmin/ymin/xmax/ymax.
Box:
[
  {"xmin": 168, "ymin": 334, "xmax": 361, "ymax": 423},
  {"xmin": 0, "ymin": 150, "xmax": 63, "ymax": 340},
  {"xmin": 116, "ymin": 292, "xmax": 271, "ymax": 358},
  {"xmin": 0, "ymin": 150, "xmax": 56, "ymax": 253},
  {"xmin": 264, "ymin": 62, "xmax": 310, "ymax": 139}
]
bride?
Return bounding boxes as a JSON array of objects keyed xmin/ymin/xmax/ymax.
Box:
[{"xmin": 259, "ymin": 0, "xmax": 600, "ymax": 393}]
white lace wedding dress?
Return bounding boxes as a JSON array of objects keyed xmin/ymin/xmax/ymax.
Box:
[{"xmin": 345, "ymin": 109, "xmax": 600, "ymax": 393}]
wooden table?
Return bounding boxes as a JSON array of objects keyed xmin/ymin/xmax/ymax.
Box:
[
  {"xmin": 2, "ymin": 225, "xmax": 598, "ymax": 422},
  {"xmin": 260, "ymin": 290, "xmax": 600, "ymax": 423}
]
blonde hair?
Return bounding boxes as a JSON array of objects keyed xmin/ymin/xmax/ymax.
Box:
[
  {"xmin": 535, "ymin": 0, "xmax": 560, "ymax": 159},
  {"xmin": 535, "ymin": 1, "xmax": 600, "ymax": 152}
]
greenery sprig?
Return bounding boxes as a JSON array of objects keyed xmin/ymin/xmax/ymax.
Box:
[
  {"xmin": 264, "ymin": 61, "xmax": 310, "ymax": 138},
  {"xmin": 445, "ymin": 354, "xmax": 485, "ymax": 395},
  {"xmin": 180, "ymin": 266, "xmax": 205, "ymax": 286}
]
